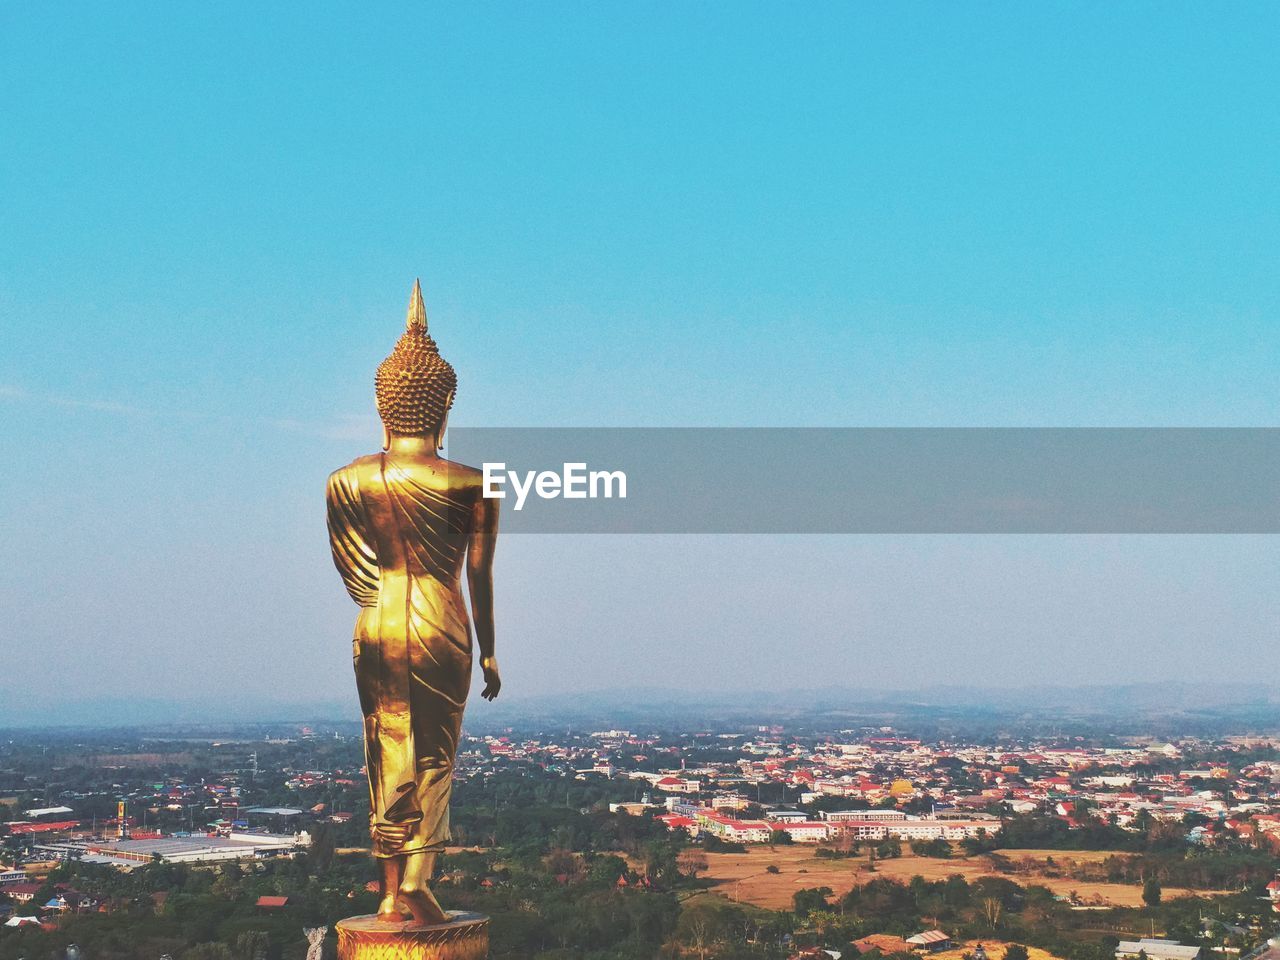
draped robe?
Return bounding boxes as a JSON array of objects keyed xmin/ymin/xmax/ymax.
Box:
[{"xmin": 326, "ymin": 453, "xmax": 475, "ymax": 857}]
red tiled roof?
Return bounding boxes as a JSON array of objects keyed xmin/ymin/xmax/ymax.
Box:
[
  {"xmin": 8, "ymin": 821, "xmax": 79, "ymax": 835},
  {"xmin": 853, "ymin": 934, "xmax": 912, "ymax": 954}
]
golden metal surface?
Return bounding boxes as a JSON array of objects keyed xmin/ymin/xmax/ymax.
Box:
[
  {"xmin": 336, "ymin": 913, "xmax": 489, "ymax": 960},
  {"xmin": 328, "ymin": 281, "xmax": 500, "ymax": 927}
]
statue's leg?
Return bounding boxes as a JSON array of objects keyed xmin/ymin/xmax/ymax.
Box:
[
  {"xmin": 397, "ymin": 620, "xmax": 468, "ymax": 927},
  {"xmin": 376, "ymin": 854, "xmax": 408, "ymax": 921},
  {"xmin": 399, "ymin": 850, "xmax": 448, "ymax": 925}
]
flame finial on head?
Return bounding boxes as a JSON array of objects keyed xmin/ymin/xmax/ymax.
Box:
[
  {"xmin": 406, "ymin": 278, "xmax": 427, "ymax": 330},
  {"xmin": 375, "ymin": 279, "xmax": 456, "ymax": 437}
]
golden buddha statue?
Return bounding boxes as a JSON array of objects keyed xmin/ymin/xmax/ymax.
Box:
[{"xmin": 327, "ymin": 280, "xmax": 500, "ymax": 930}]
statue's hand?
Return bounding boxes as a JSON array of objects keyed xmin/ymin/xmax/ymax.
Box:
[
  {"xmin": 480, "ymin": 656, "xmax": 501, "ymax": 701},
  {"xmin": 373, "ymin": 822, "xmax": 413, "ymax": 849}
]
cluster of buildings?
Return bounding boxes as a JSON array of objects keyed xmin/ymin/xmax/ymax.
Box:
[
  {"xmin": 458, "ymin": 729, "xmax": 1280, "ymax": 857},
  {"xmin": 654, "ymin": 800, "xmax": 997, "ymax": 845},
  {"xmin": 0, "ymin": 739, "xmax": 348, "ymax": 927},
  {"xmin": 0, "ymin": 743, "xmax": 353, "ymax": 890},
  {"xmin": 4, "ymin": 726, "xmax": 1280, "ymax": 917},
  {"xmin": 29, "ymin": 831, "xmax": 308, "ymax": 870},
  {"xmin": 2, "ymin": 794, "xmax": 309, "ymax": 869}
]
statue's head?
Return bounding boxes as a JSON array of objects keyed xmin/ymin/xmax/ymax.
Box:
[{"xmin": 375, "ymin": 279, "xmax": 457, "ymax": 440}]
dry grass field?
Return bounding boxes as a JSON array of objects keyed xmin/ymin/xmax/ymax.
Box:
[{"xmin": 700, "ymin": 847, "xmax": 1226, "ymax": 910}]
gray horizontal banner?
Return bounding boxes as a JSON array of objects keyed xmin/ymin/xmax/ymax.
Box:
[{"xmin": 445, "ymin": 428, "xmax": 1280, "ymax": 534}]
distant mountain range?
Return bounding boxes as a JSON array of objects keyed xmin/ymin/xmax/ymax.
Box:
[
  {"xmin": 469, "ymin": 682, "xmax": 1280, "ymax": 737},
  {"xmin": 2, "ymin": 682, "xmax": 1277, "ymax": 737}
]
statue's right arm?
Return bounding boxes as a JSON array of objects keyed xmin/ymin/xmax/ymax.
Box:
[
  {"xmin": 467, "ymin": 493, "xmax": 500, "ymax": 700},
  {"xmin": 326, "ymin": 468, "xmax": 379, "ymax": 607}
]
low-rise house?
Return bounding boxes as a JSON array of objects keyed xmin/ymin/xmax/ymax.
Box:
[
  {"xmin": 3, "ymin": 883, "xmax": 40, "ymax": 903},
  {"xmin": 1115, "ymin": 940, "xmax": 1201, "ymax": 960},
  {"xmin": 906, "ymin": 931, "xmax": 952, "ymax": 953},
  {"xmin": 766, "ymin": 810, "xmax": 811, "ymax": 823},
  {"xmin": 656, "ymin": 813, "xmax": 695, "ymax": 833},
  {"xmin": 852, "ymin": 935, "xmax": 911, "ymax": 955},
  {"xmin": 655, "ymin": 776, "xmax": 700, "ymax": 794}
]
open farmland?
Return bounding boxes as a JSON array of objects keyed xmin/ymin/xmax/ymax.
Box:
[{"xmin": 701, "ymin": 847, "xmax": 1229, "ymax": 910}]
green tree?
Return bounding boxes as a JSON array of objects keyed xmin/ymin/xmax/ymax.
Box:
[
  {"xmin": 678, "ymin": 902, "xmax": 733, "ymax": 960},
  {"xmin": 876, "ymin": 838, "xmax": 903, "ymax": 859},
  {"xmin": 309, "ymin": 821, "xmax": 336, "ymax": 874},
  {"xmin": 586, "ymin": 853, "xmax": 629, "ymax": 886},
  {"xmin": 793, "ymin": 886, "xmax": 833, "ymax": 917},
  {"xmin": 1142, "ymin": 876, "xmax": 1162, "ymax": 907}
]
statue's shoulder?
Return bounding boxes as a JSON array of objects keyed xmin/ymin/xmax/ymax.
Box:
[
  {"xmin": 328, "ymin": 454, "xmax": 383, "ymax": 487},
  {"xmin": 441, "ymin": 458, "xmax": 485, "ymax": 490}
]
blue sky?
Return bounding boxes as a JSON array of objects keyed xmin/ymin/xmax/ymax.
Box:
[{"xmin": 1, "ymin": 4, "xmax": 1277, "ymax": 716}]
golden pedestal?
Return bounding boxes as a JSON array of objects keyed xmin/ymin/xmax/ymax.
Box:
[{"xmin": 336, "ymin": 913, "xmax": 488, "ymax": 960}]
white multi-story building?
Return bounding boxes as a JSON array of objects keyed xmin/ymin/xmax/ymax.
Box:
[
  {"xmin": 828, "ymin": 817, "xmax": 995, "ymax": 841},
  {"xmin": 775, "ymin": 821, "xmax": 832, "ymax": 843},
  {"xmin": 823, "ymin": 809, "xmax": 908, "ymax": 823},
  {"xmin": 695, "ymin": 810, "xmax": 774, "ymax": 843},
  {"xmin": 833, "ymin": 821, "xmax": 889, "ymax": 840}
]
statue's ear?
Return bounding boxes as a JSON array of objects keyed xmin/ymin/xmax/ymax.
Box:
[
  {"xmin": 381, "ymin": 424, "xmax": 391, "ymax": 451},
  {"xmin": 437, "ymin": 391, "xmax": 455, "ymax": 451}
]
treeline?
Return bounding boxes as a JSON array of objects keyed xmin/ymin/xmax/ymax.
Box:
[
  {"xmin": 431, "ymin": 849, "xmax": 686, "ymax": 960},
  {"xmin": 790, "ymin": 871, "xmax": 1270, "ymax": 960},
  {"xmin": 990, "ymin": 848, "xmax": 1278, "ymax": 892},
  {"xmin": 449, "ymin": 769, "xmax": 673, "ymax": 858},
  {"xmin": 996, "ymin": 815, "xmax": 1162, "ymax": 853},
  {"xmin": 0, "ymin": 851, "xmax": 380, "ymax": 960}
]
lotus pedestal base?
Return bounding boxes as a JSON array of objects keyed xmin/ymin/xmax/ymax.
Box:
[{"xmin": 336, "ymin": 912, "xmax": 488, "ymax": 960}]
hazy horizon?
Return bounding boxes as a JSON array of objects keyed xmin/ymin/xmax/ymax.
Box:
[
  {"xmin": 2, "ymin": 5, "xmax": 1278, "ymax": 712},
  {"xmin": 5, "ymin": 679, "xmax": 1279, "ymax": 731}
]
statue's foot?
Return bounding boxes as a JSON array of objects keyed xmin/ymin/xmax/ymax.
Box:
[
  {"xmin": 397, "ymin": 883, "xmax": 448, "ymax": 926},
  {"xmin": 375, "ymin": 895, "xmax": 409, "ymax": 922}
]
